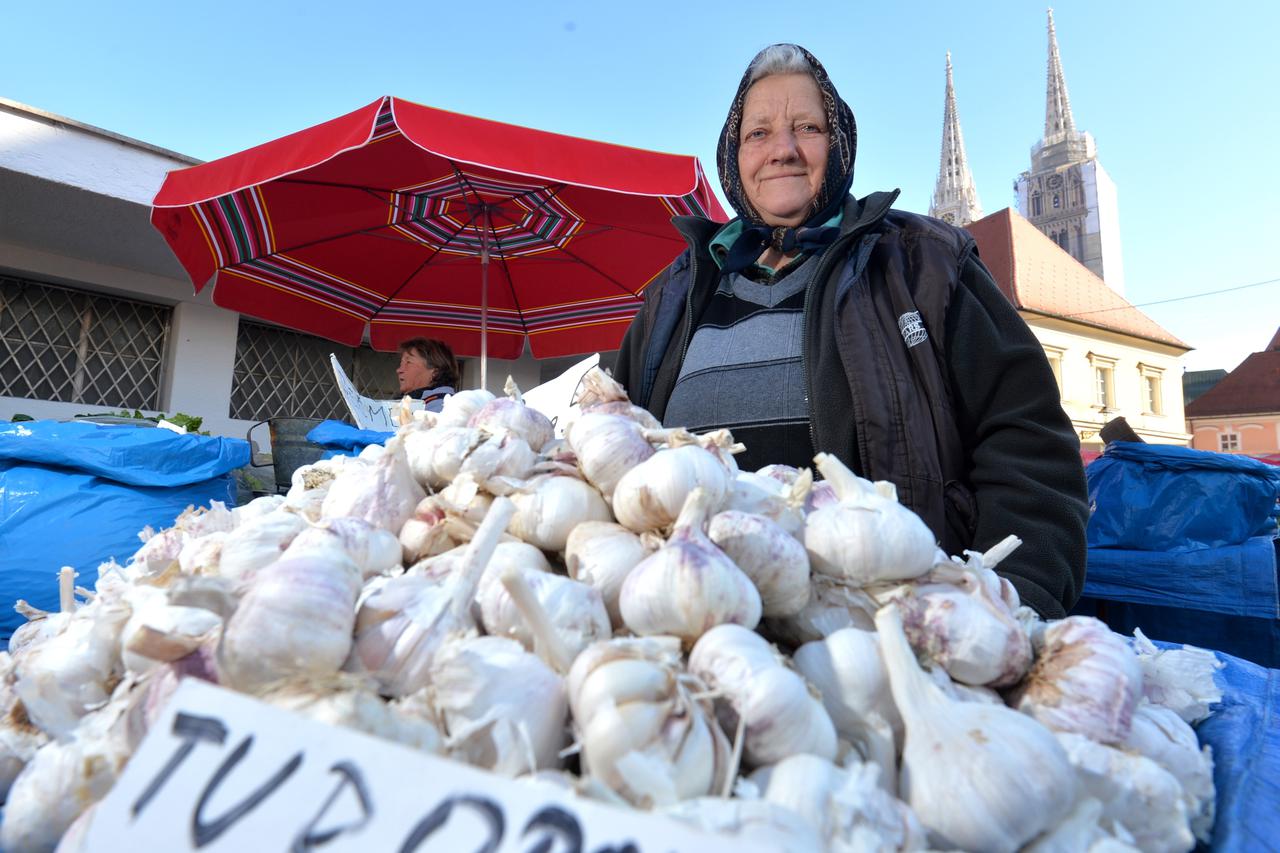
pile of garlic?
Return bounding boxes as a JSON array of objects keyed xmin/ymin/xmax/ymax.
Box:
[{"xmin": 0, "ymin": 369, "xmax": 1225, "ymax": 853}]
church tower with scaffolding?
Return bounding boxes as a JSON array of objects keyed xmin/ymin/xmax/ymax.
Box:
[
  {"xmin": 929, "ymin": 53, "xmax": 983, "ymax": 227},
  {"xmin": 1015, "ymin": 9, "xmax": 1125, "ymax": 294}
]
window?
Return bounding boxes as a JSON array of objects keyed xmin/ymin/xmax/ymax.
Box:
[
  {"xmin": 229, "ymin": 320, "xmax": 401, "ymax": 421},
  {"xmin": 1053, "ymin": 193, "xmax": 1061, "ymax": 208},
  {"xmin": 1220, "ymin": 433, "xmax": 1240, "ymax": 452},
  {"xmin": 1031, "ymin": 193, "xmax": 1042, "ymax": 217},
  {"xmin": 0, "ymin": 273, "xmax": 171, "ymax": 409},
  {"xmin": 1095, "ymin": 367, "xmax": 1112, "ymax": 407},
  {"xmin": 1087, "ymin": 352, "xmax": 1117, "ymax": 410},
  {"xmin": 1138, "ymin": 365, "xmax": 1164, "ymax": 415},
  {"xmin": 1042, "ymin": 346, "xmax": 1065, "ymax": 395}
]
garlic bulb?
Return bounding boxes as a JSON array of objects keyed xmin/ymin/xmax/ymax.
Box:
[
  {"xmin": 896, "ymin": 537, "xmax": 1032, "ymax": 688},
  {"xmin": 1130, "ymin": 629, "xmax": 1224, "ymax": 724},
  {"xmin": 584, "ymin": 400, "xmax": 661, "ymax": 429},
  {"xmin": 751, "ymin": 754, "xmax": 927, "ymax": 852},
  {"xmin": 429, "ymin": 636, "xmax": 567, "ymax": 776},
  {"xmin": 403, "ymin": 424, "xmax": 483, "ymax": 489},
  {"xmin": 118, "ymin": 589, "xmax": 221, "ymax": 675},
  {"xmin": 129, "ymin": 526, "xmax": 187, "ymax": 577},
  {"xmin": 565, "ymin": 521, "xmax": 655, "ymax": 626},
  {"xmin": 478, "ymin": 567, "xmax": 611, "ymax": 663},
  {"xmin": 1121, "ymin": 702, "xmax": 1215, "ymax": 843},
  {"xmin": 0, "ymin": 657, "xmax": 47, "ymax": 801},
  {"xmin": 0, "ymin": 699, "xmax": 132, "ymax": 853},
  {"xmin": 469, "ymin": 396, "xmax": 554, "ymax": 452},
  {"xmin": 566, "ymin": 635, "xmax": 730, "ymax": 807},
  {"xmin": 1055, "ymin": 731, "xmax": 1195, "ymax": 853},
  {"xmin": 173, "ymin": 501, "xmax": 235, "ymax": 538},
  {"xmin": 217, "ymin": 551, "xmax": 361, "ymax": 691},
  {"xmin": 665, "ymin": 797, "xmax": 824, "ymax": 853},
  {"xmin": 458, "ymin": 431, "xmax": 537, "ymax": 486},
  {"xmin": 573, "ymin": 366, "xmax": 630, "ymax": 409},
  {"xmin": 230, "ymin": 492, "xmax": 285, "ymax": 525},
  {"xmin": 620, "ymin": 488, "xmax": 761, "ymax": 645},
  {"xmin": 875, "ymin": 604, "xmax": 1077, "ymax": 853},
  {"xmin": 508, "ymin": 473, "xmax": 611, "ymax": 552},
  {"xmin": 399, "ymin": 497, "xmax": 454, "ymax": 564},
  {"xmin": 286, "ymin": 516, "xmax": 402, "ymax": 579},
  {"xmin": 320, "ymin": 435, "xmax": 424, "ymax": 533},
  {"xmin": 436, "ymin": 388, "xmax": 496, "ymax": 428},
  {"xmin": 612, "ymin": 444, "xmax": 734, "ymax": 533},
  {"xmin": 350, "ymin": 498, "xmax": 516, "ymax": 697},
  {"xmin": 708, "ymin": 510, "xmax": 809, "ymax": 618},
  {"xmin": 1026, "ymin": 798, "xmax": 1140, "ymax": 853},
  {"xmin": 217, "ymin": 509, "xmax": 308, "ymax": 583},
  {"xmin": 1009, "ymin": 616, "xmax": 1141, "ymax": 743},
  {"xmin": 725, "ymin": 468, "xmax": 810, "ymax": 536},
  {"xmin": 688, "ymin": 624, "xmax": 836, "ymax": 768},
  {"xmin": 258, "ymin": 676, "xmax": 442, "ymax": 755},
  {"xmin": 177, "ymin": 530, "xmax": 226, "ymax": 576},
  {"xmin": 763, "ymin": 574, "xmax": 878, "ymax": 647},
  {"xmin": 349, "ymin": 574, "xmax": 454, "ymax": 697},
  {"xmin": 565, "ymin": 412, "xmax": 655, "ymax": 499},
  {"xmin": 13, "ymin": 601, "xmax": 130, "ymax": 740},
  {"xmin": 804, "ymin": 453, "xmax": 937, "ymax": 584},
  {"xmin": 793, "ymin": 627, "xmax": 901, "ymax": 790}
]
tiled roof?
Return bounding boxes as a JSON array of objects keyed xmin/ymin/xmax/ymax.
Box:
[
  {"xmin": 1185, "ymin": 329, "xmax": 1280, "ymax": 416},
  {"xmin": 964, "ymin": 208, "xmax": 1189, "ymax": 349}
]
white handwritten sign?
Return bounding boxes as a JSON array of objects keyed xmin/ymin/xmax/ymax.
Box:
[
  {"xmin": 84, "ymin": 680, "xmax": 756, "ymax": 852},
  {"xmin": 330, "ymin": 354, "xmax": 419, "ymax": 432}
]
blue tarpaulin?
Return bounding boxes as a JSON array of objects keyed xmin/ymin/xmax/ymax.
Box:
[
  {"xmin": 1087, "ymin": 442, "xmax": 1280, "ymax": 552},
  {"xmin": 1084, "ymin": 537, "xmax": 1278, "ymax": 619},
  {"xmin": 1193, "ymin": 645, "xmax": 1280, "ymax": 852},
  {"xmin": 307, "ymin": 419, "xmax": 393, "ymax": 459},
  {"xmin": 0, "ymin": 420, "xmax": 249, "ymax": 641}
]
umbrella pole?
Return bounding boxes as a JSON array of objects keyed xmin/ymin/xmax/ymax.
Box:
[{"xmin": 480, "ymin": 207, "xmax": 490, "ymax": 391}]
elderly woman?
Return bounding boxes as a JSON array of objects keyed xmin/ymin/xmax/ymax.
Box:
[
  {"xmin": 612, "ymin": 44, "xmax": 1088, "ymax": 619},
  {"xmin": 396, "ymin": 337, "xmax": 459, "ymax": 413}
]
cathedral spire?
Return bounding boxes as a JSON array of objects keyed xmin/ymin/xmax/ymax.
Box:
[
  {"xmin": 929, "ymin": 52, "xmax": 983, "ymax": 227},
  {"xmin": 1044, "ymin": 9, "xmax": 1077, "ymax": 141}
]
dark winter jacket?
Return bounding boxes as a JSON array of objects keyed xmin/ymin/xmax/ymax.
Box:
[{"xmin": 612, "ymin": 192, "xmax": 1088, "ymax": 618}]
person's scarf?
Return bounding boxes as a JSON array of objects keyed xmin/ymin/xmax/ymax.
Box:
[{"xmin": 716, "ymin": 45, "xmax": 857, "ymax": 275}]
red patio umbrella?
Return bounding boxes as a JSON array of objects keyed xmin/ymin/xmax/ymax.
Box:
[{"xmin": 151, "ymin": 96, "xmax": 725, "ymax": 386}]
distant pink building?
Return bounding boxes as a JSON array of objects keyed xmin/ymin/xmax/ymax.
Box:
[{"xmin": 1185, "ymin": 328, "xmax": 1280, "ymax": 456}]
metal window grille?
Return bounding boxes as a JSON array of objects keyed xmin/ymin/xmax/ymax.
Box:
[
  {"xmin": 229, "ymin": 320, "xmax": 408, "ymax": 422},
  {"xmin": 0, "ymin": 273, "xmax": 170, "ymax": 409}
]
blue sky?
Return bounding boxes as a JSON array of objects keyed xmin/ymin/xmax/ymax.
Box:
[{"xmin": 5, "ymin": 0, "xmax": 1277, "ymax": 371}]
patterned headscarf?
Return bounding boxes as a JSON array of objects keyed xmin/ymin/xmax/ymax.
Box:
[{"xmin": 716, "ymin": 45, "xmax": 858, "ymax": 273}]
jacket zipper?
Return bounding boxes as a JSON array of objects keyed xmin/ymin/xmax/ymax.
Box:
[
  {"xmin": 802, "ymin": 232, "xmax": 860, "ymax": 455},
  {"xmin": 678, "ymin": 249, "xmax": 700, "ymax": 367}
]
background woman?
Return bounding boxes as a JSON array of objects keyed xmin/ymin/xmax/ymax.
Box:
[{"xmin": 396, "ymin": 337, "xmax": 459, "ymax": 413}]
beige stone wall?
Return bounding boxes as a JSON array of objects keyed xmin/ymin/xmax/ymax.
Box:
[
  {"xmin": 1022, "ymin": 315, "xmax": 1190, "ymax": 451},
  {"xmin": 1188, "ymin": 415, "xmax": 1280, "ymax": 454}
]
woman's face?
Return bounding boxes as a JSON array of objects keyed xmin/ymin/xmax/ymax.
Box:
[
  {"xmin": 397, "ymin": 350, "xmax": 437, "ymax": 393},
  {"xmin": 737, "ymin": 73, "xmax": 830, "ymax": 227}
]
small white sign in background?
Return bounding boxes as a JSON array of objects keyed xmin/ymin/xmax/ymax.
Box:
[{"xmin": 85, "ymin": 680, "xmax": 751, "ymax": 852}]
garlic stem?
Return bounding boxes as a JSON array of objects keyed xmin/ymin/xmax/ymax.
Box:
[
  {"xmin": 721, "ymin": 708, "xmax": 747, "ymax": 798},
  {"xmin": 873, "ymin": 604, "xmax": 938, "ymax": 716},
  {"xmin": 504, "ymin": 376, "xmax": 524, "ymax": 403},
  {"xmin": 498, "ymin": 567, "xmax": 575, "ymax": 674},
  {"xmin": 673, "ymin": 487, "xmax": 714, "ymax": 532},
  {"xmin": 813, "ymin": 453, "xmax": 866, "ymax": 502},
  {"xmin": 448, "ymin": 496, "xmax": 516, "ymax": 621},
  {"xmin": 58, "ymin": 567, "xmax": 76, "ymax": 613},
  {"xmin": 979, "ymin": 535, "xmax": 1022, "ymax": 569}
]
